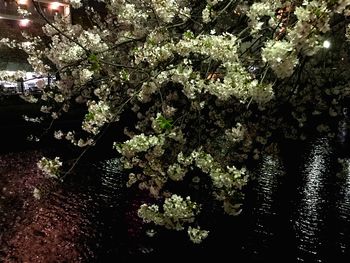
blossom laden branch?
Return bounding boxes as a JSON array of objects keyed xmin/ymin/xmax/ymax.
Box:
[{"xmin": 4, "ymin": 0, "xmax": 350, "ymax": 244}]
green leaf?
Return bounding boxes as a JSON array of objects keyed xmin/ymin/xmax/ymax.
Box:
[
  {"xmin": 88, "ymin": 53, "xmax": 98, "ymax": 63},
  {"xmin": 157, "ymin": 115, "xmax": 173, "ymax": 130},
  {"xmin": 88, "ymin": 53, "xmax": 100, "ymax": 71},
  {"xmin": 85, "ymin": 112, "xmax": 94, "ymax": 121}
]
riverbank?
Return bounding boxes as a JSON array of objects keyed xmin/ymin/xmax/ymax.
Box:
[{"xmin": 0, "ymin": 150, "xmax": 92, "ymax": 262}]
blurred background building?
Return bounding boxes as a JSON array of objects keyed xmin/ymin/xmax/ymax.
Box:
[
  {"xmin": 0, "ymin": 0, "xmax": 71, "ymax": 93},
  {"xmin": 0, "ymin": 0, "xmax": 71, "ymax": 35}
]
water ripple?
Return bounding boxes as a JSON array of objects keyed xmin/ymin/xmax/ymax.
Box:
[
  {"xmin": 246, "ymin": 155, "xmax": 284, "ymax": 258},
  {"xmin": 336, "ymin": 158, "xmax": 350, "ymax": 256},
  {"xmin": 294, "ymin": 137, "xmax": 332, "ymax": 262}
]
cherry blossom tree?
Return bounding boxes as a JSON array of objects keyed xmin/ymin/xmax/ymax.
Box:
[{"xmin": 2, "ymin": 0, "xmax": 350, "ymax": 243}]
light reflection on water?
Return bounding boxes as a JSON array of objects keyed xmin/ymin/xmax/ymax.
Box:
[
  {"xmin": 336, "ymin": 158, "xmax": 350, "ymax": 255},
  {"xmin": 254, "ymin": 155, "xmax": 282, "ymax": 226},
  {"xmin": 294, "ymin": 137, "xmax": 332, "ymax": 262},
  {"xmin": 246, "ymin": 155, "xmax": 284, "ymax": 258},
  {"xmin": 93, "ymin": 158, "xmax": 125, "ymax": 207}
]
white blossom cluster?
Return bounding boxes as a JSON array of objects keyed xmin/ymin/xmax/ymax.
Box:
[
  {"xmin": 138, "ymin": 194, "xmax": 206, "ymax": 240},
  {"xmin": 287, "ymin": 1, "xmax": 330, "ymax": 56},
  {"xmin": 44, "ymin": 23, "xmax": 108, "ymax": 72},
  {"xmin": 246, "ymin": 1, "xmax": 280, "ymax": 34},
  {"xmin": 346, "ymin": 24, "xmax": 350, "ymax": 40},
  {"xmin": 187, "ymin": 226, "xmax": 209, "ymax": 244},
  {"xmin": 19, "ymin": 94, "xmax": 38, "ymax": 103},
  {"xmin": 23, "ymin": 115, "xmax": 43, "ymax": 123},
  {"xmin": 134, "ymin": 35, "xmax": 174, "ymax": 67},
  {"xmin": 167, "ymin": 163, "xmax": 187, "ymax": 181},
  {"xmin": 33, "ymin": 187, "xmax": 41, "ymax": 200},
  {"xmin": 53, "ymin": 130, "xmax": 94, "ymax": 147},
  {"xmin": 82, "ymin": 100, "xmax": 114, "ymax": 135},
  {"xmin": 70, "ymin": 0, "xmax": 83, "ymax": 9},
  {"xmin": 176, "ymin": 150, "xmax": 247, "ymax": 215},
  {"xmin": 114, "ymin": 133, "xmax": 165, "ymax": 157},
  {"xmin": 108, "ymin": 0, "xmax": 147, "ymax": 20},
  {"xmin": 162, "ymin": 194, "xmax": 198, "ymax": 229},
  {"xmin": 179, "ymin": 150, "xmax": 247, "ymax": 190},
  {"xmin": 48, "ymin": 37, "xmax": 85, "ymax": 66},
  {"xmin": 334, "ymin": 0, "xmax": 350, "ymax": 14},
  {"xmin": 150, "ymin": 0, "xmax": 191, "ymax": 23},
  {"xmin": 202, "ymin": 5, "xmax": 211, "ymax": 24},
  {"xmin": 120, "ymin": 3, "xmax": 148, "ymax": 23},
  {"xmin": 77, "ymin": 68, "xmax": 94, "ymax": 85},
  {"xmin": 17, "ymin": 7, "xmax": 31, "ymax": 17},
  {"xmin": 42, "ymin": 21, "xmax": 82, "ymax": 37},
  {"xmin": 225, "ymin": 123, "xmax": 246, "ymax": 143},
  {"xmin": 0, "ymin": 70, "xmax": 26, "ymax": 82},
  {"xmin": 78, "ymin": 30, "xmax": 109, "ymax": 53},
  {"xmin": 0, "ymin": 38, "xmax": 17, "ymax": 48},
  {"xmin": 37, "ymin": 157, "xmax": 62, "ymax": 179},
  {"xmin": 176, "ymin": 32, "xmax": 239, "ymax": 62},
  {"xmin": 262, "ymin": 40, "xmax": 299, "ymax": 78}
]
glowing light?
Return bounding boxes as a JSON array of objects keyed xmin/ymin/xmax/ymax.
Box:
[
  {"xmin": 323, "ymin": 40, "xmax": 331, "ymax": 49},
  {"xmin": 17, "ymin": 0, "xmax": 27, "ymax": 5},
  {"xmin": 19, "ymin": 19, "xmax": 30, "ymax": 27},
  {"xmin": 50, "ymin": 2, "xmax": 61, "ymax": 10}
]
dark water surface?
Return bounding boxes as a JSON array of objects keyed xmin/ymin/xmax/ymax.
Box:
[
  {"xmin": 242, "ymin": 136, "xmax": 350, "ymax": 263},
  {"xmin": 2, "ymin": 135, "xmax": 350, "ymax": 262}
]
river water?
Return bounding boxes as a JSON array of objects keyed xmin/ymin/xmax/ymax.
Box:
[
  {"xmin": 242, "ymin": 137, "xmax": 348, "ymax": 262},
  {"xmin": 1, "ymin": 134, "xmax": 350, "ymax": 262}
]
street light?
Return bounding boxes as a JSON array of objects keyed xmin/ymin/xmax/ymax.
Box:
[
  {"xmin": 323, "ymin": 40, "xmax": 331, "ymax": 49},
  {"xmin": 19, "ymin": 18, "xmax": 30, "ymax": 27}
]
